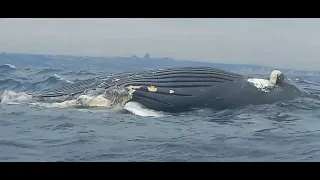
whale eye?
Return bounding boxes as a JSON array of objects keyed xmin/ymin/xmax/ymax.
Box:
[{"xmin": 277, "ymin": 74, "xmax": 284, "ymax": 84}]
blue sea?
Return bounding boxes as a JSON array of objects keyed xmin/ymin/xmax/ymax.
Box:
[{"xmin": 1, "ymin": 52, "xmax": 320, "ymax": 162}]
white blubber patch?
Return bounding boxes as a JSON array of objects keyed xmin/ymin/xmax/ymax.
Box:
[
  {"xmin": 75, "ymin": 95, "xmax": 112, "ymax": 107},
  {"xmin": 0, "ymin": 90, "xmax": 112, "ymax": 108},
  {"xmin": 36, "ymin": 99, "xmax": 78, "ymax": 108},
  {"xmin": 247, "ymin": 78, "xmax": 275, "ymax": 92},
  {"xmin": 37, "ymin": 95, "xmax": 113, "ymax": 108}
]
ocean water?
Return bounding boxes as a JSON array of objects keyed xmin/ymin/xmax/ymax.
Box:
[{"xmin": 1, "ymin": 53, "xmax": 320, "ymax": 162}]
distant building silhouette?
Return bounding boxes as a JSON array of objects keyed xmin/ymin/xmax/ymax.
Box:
[
  {"xmin": 144, "ymin": 53, "xmax": 150, "ymax": 59},
  {"xmin": 132, "ymin": 55, "xmax": 141, "ymax": 60}
]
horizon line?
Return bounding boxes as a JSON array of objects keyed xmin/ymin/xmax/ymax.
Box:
[{"xmin": 0, "ymin": 51, "xmax": 316, "ymax": 73}]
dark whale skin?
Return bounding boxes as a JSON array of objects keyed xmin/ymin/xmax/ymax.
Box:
[{"xmin": 129, "ymin": 78, "xmax": 302, "ymax": 113}]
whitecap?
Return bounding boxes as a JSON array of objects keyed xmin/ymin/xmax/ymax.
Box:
[
  {"xmin": 0, "ymin": 90, "xmax": 33, "ymax": 104},
  {"xmin": 2, "ymin": 64, "xmax": 16, "ymax": 69}
]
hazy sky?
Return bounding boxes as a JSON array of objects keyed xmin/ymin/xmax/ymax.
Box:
[{"xmin": 1, "ymin": 18, "xmax": 320, "ymax": 70}]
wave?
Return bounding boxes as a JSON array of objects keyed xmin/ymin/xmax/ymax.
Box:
[
  {"xmin": 0, "ymin": 79, "xmax": 23, "ymax": 90},
  {"xmin": 23, "ymin": 74, "xmax": 73, "ymax": 92},
  {"xmin": 0, "ymin": 64, "xmax": 16, "ymax": 69},
  {"xmin": 52, "ymin": 74, "xmax": 73, "ymax": 84},
  {"xmin": 36, "ymin": 68, "xmax": 62, "ymax": 75},
  {"xmin": 0, "ymin": 90, "xmax": 33, "ymax": 105},
  {"xmin": 62, "ymin": 70, "xmax": 98, "ymax": 76},
  {"xmin": 0, "ymin": 89, "xmax": 164, "ymax": 117},
  {"xmin": 0, "ymin": 64, "xmax": 16, "ymax": 74}
]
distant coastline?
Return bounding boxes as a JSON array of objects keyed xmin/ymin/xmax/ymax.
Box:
[{"xmin": 0, "ymin": 52, "xmax": 316, "ymax": 74}]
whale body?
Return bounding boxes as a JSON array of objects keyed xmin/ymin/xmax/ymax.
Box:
[{"xmin": 32, "ymin": 67, "xmax": 302, "ymax": 113}]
